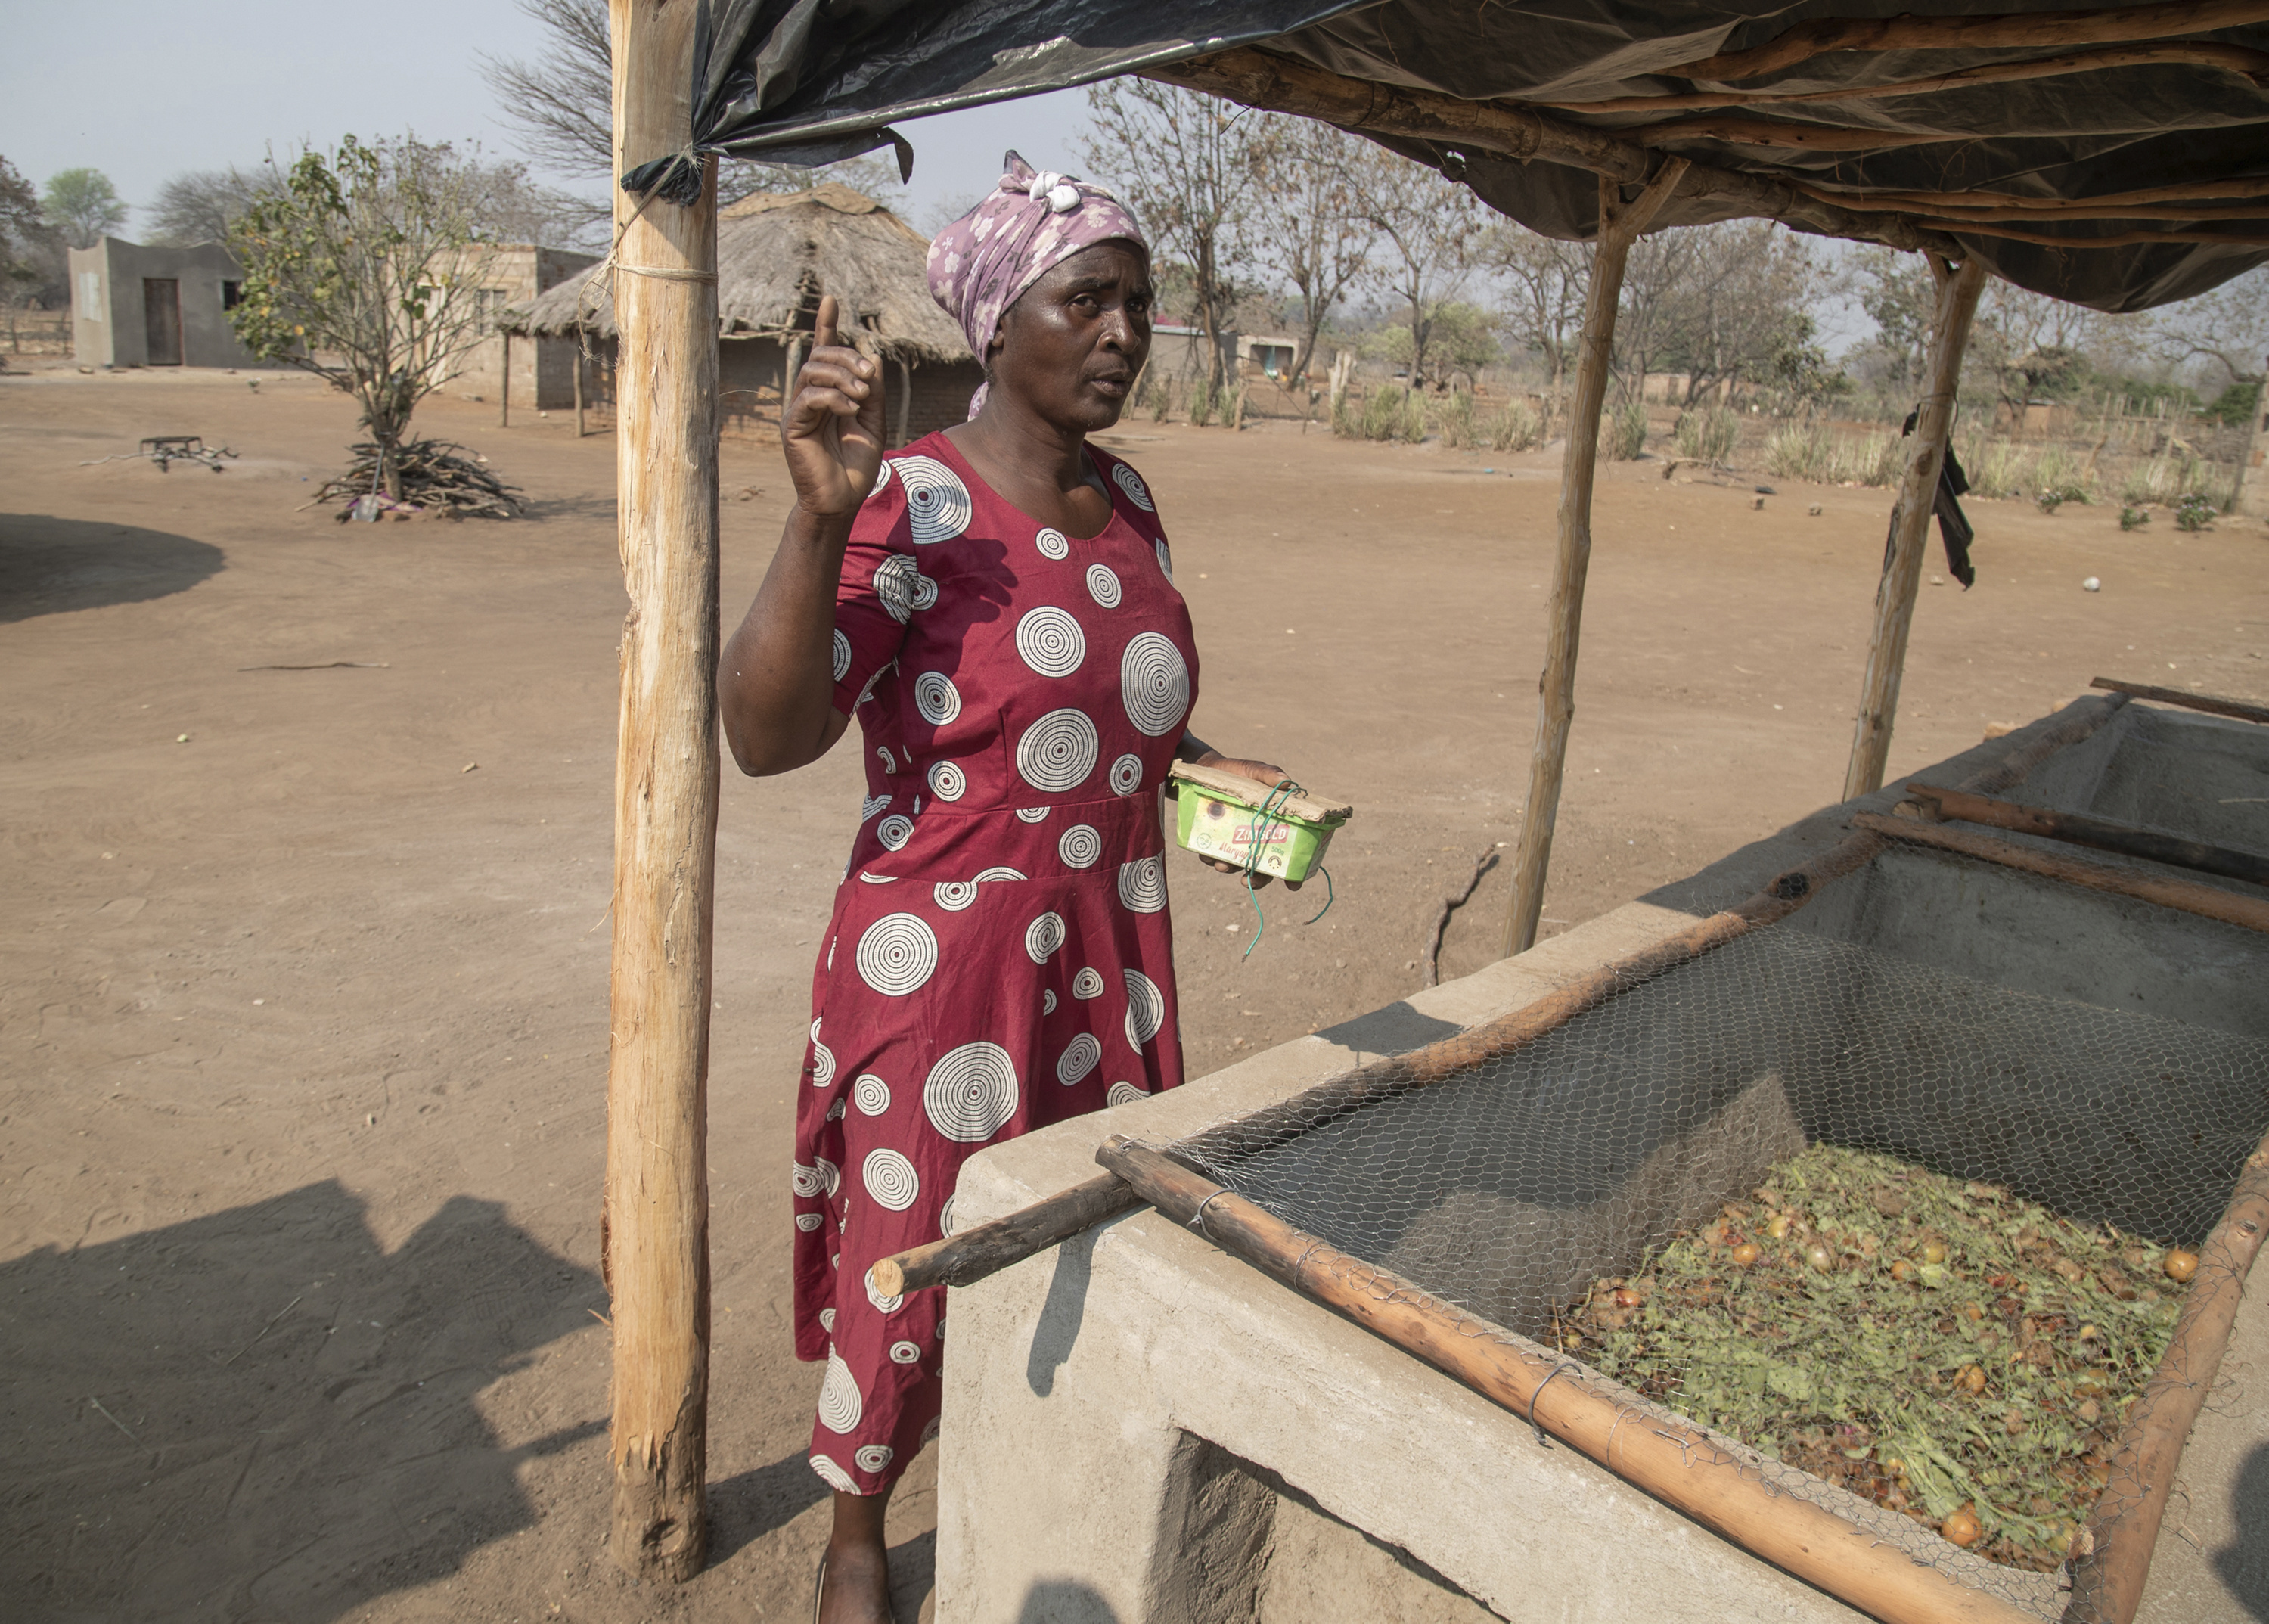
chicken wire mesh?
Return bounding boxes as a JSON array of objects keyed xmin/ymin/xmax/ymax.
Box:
[{"xmin": 1169, "ymin": 923, "xmax": 2269, "ymax": 1618}]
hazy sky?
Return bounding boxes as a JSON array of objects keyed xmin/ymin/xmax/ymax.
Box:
[{"xmin": 0, "ymin": 0, "xmax": 1091, "ymax": 233}]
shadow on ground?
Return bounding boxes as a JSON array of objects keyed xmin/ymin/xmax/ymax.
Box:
[
  {"xmin": 0, "ymin": 513, "xmax": 226, "ymax": 622},
  {"xmin": 0, "ymin": 1182, "xmax": 604, "ymax": 1622}
]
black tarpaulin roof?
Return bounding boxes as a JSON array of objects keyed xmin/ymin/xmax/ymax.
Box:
[{"xmin": 627, "ymin": 0, "xmax": 2269, "ymax": 312}]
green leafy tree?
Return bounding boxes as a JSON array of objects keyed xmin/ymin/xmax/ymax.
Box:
[
  {"xmin": 1246, "ymin": 116, "xmax": 1377, "ymax": 387},
  {"xmin": 1368, "ymin": 300, "xmax": 1498, "ymax": 389},
  {"xmin": 42, "ymin": 167, "xmax": 127, "ymax": 249},
  {"xmin": 1345, "ymin": 144, "xmax": 1484, "ymax": 387},
  {"xmin": 228, "ymin": 136, "xmax": 499, "ymax": 499}
]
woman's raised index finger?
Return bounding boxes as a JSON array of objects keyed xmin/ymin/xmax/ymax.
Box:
[{"xmin": 813, "ymin": 293, "xmax": 840, "ymax": 352}]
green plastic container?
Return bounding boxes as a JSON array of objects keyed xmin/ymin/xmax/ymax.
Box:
[{"xmin": 1172, "ymin": 780, "xmax": 1346, "ymax": 884}]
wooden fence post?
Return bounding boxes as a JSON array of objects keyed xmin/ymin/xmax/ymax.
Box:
[
  {"xmin": 1504, "ymin": 160, "xmax": 1688, "ymax": 958},
  {"xmin": 604, "ymin": 0, "xmax": 719, "ymax": 1584},
  {"xmin": 1842, "ymin": 254, "xmax": 1987, "ymax": 800},
  {"xmin": 500, "ymin": 331, "xmax": 511, "ymax": 427}
]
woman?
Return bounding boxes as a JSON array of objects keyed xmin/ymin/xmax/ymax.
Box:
[{"xmin": 720, "ymin": 154, "xmax": 1295, "ymax": 1623}]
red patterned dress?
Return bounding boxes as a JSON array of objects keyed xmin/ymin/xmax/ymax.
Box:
[{"xmin": 791, "ymin": 430, "xmax": 1193, "ymax": 1494}]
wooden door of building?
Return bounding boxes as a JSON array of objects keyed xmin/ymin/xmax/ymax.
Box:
[{"xmin": 142, "ymin": 278, "xmax": 182, "ymax": 365}]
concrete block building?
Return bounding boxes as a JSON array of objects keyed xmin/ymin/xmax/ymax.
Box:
[{"xmin": 68, "ymin": 238, "xmax": 269, "ymax": 369}]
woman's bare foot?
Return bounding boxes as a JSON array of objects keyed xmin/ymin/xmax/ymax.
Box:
[{"xmin": 818, "ymin": 1486, "xmax": 894, "ymax": 1624}]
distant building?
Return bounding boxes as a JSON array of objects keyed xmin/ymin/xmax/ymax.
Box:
[
  {"xmin": 447, "ymin": 245, "xmax": 600, "ymax": 409},
  {"xmin": 68, "ymin": 238, "xmax": 272, "ymax": 369},
  {"xmin": 1236, "ymin": 334, "xmax": 1299, "ymax": 382},
  {"xmin": 507, "ymin": 184, "xmax": 986, "ymax": 442}
]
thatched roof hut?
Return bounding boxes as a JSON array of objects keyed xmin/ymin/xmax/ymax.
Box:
[{"xmin": 504, "ymin": 182, "xmax": 971, "ymax": 366}]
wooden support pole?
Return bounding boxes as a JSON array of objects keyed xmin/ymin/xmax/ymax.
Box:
[
  {"xmin": 1095, "ymin": 1135, "xmax": 2043, "ymax": 1624},
  {"xmin": 1904, "ymin": 781, "xmax": 2269, "ymax": 883},
  {"xmin": 1855, "ymin": 812, "xmax": 2269, "ymax": 932},
  {"xmin": 575, "ymin": 345, "xmax": 587, "ymax": 438},
  {"xmin": 2065, "ymin": 1127, "xmax": 2269, "ymax": 1624},
  {"xmin": 500, "ymin": 331, "xmax": 511, "ymax": 427},
  {"xmin": 895, "ymin": 356, "xmax": 912, "ymax": 449},
  {"xmin": 2091, "ymin": 675, "xmax": 2269, "ymax": 724},
  {"xmin": 1842, "ymin": 253, "xmax": 1988, "ymax": 800},
  {"xmin": 604, "ymin": 0, "xmax": 718, "ymax": 1585},
  {"xmin": 1504, "ymin": 160, "xmax": 1689, "ymax": 958}
]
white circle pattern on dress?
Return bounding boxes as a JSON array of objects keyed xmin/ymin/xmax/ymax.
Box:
[
  {"xmin": 791, "ymin": 1162, "xmax": 822, "ymax": 1197},
  {"xmin": 812, "ymin": 1453, "xmax": 858, "ymax": 1493},
  {"xmin": 795, "ymin": 1212, "xmax": 823, "ymax": 1231},
  {"xmin": 1124, "ymin": 967, "xmax": 1166, "ymax": 1045},
  {"xmin": 877, "ymin": 813, "xmax": 914, "ymax": 851},
  {"xmin": 1014, "ymin": 606, "xmax": 1085, "ymax": 677},
  {"xmin": 1110, "ymin": 461, "xmax": 1154, "ymax": 511},
  {"xmin": 1118, "ymin": 855, "xmax": 1167, "ymax": 914},
  {"xmin": 975, "ymin": 865, "xmax": 1026, "ymax": 882},
  {"xmin": 921, "ymin": 1415, "xmax": 941, "ymax": 1445},
  {"xmin": 831, "ymin": 629, "xmax": 851, "ymax": 682},
  {"xmin": 826, "ymin": 1096, "xmax": 846, "ymax": 1122},
  {"xmin": 858, "ymin": 871, "xmax": 897, "ymax": 883},
  {"xmin": 856, "ymin": 913, "xmax": 937, "ymax": 995},
  {"xmin": 1057, "ymin": 1032, "xmax": 1101, "ymax": 1085},
  {"xmin": 1156, "ymin": 539, "xmax": 1173, "ymax": 579},
  {"xmin": 877, "ymin": 745, "xmax": 897, "ymax": 773},
  {"xmin": 1086, "ymin": 564, "xmax": 1121, "ymax": 609},
  {"xmin": 1057, "ymin": 824, "xmax": 1102, "ymax": 868},
  {"xmin": 913, "ymin": 670, "xmax": 960, "ymax": 725},
  {"xmin": 1072, "ymin": 967, "xmax": 1104, "ymax": 1000},
  {"xmin": 873, "ymin": 553, "xmax": 921, "ymax": 623},
  {"xmin": 809, "ymin": 1024, "xmax": 836, "ymax": 1085},
  {"xmin": 911, "ymin": 573, "xmax": 938, "ymax": 610},
  {"xmin": 889, "ymin": 1340, "xmax": 921, "ymax": 1365},
  {"xmin": 1035, "ymin": 526, "xmax": 1069, "ymax": 560},
  {"xmin": 927, "ymin": 759, "xmax": 966, "ymax": 801},
  {"xmin": 1120, "ymin": 633, "xmax": 1189, "ymax": 737},
  {"xmin": 893, "ymin": 455, "xmax": 972, "ymax": 544},
  {"xmin": 1109, "ymin": 1080, "xmax": 1148, "ymax": 1107},
  {"xmin": 861, "ymin": 793, "xmax": 891, "ymax": 821},
  {"xmin": 1110, "ymin": 753, "xmax": 1143, "ymax": 795},
  {"xmin": 815, "ymin": 1155, "xmax": 841, "ymax": 1195},
  {"xmin": 1015, "ymin": 806, "xmax": 1050, "ymax": 823},
  {"xmin": 1025, "ymin": 911, "xmax": 1066, "ymax": 964},
  {"xmin": 820, "ymin": 1308, "xmax": 836, "ymax": 1332},
  {"xmin": 852, "ymin": 1073, "xmax": 891, "ymax": 1116},
  {"xmin": 1043, "ymin": 988, "xmax": 1057, "ymax": 1014},
  {"xmin": 862, "ymin": 1148, "xmax": 920, "ymax": 1212},
  {"xmin": 855, "ymin": 1444, "xmax": 895, "ymax": 1474},
  {"xmin": 939, "ymin": 1195, "xmax": 958, "ymax": 1237},
  {"xmin": 923, "ymin": 1042, "xmax": 1018, "ymax": 1142},
  {"xmin": 817, "ymin": 1352, "xmax": 864, "ymax": 1433},
  {"xmin": 933, "ymin": 879, "xmax": 976, "ymax": 911},
  {"xmin": 869, "ymin": 459, "xmax": 893, "ymax": 496},
  {"xmin": 1015, "ymin": 708, "xmax": 1098, "ymax": 792}
]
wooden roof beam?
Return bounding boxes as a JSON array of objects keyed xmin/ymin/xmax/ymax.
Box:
[
  {"xmin": 1671, "ymin": 0, "xmax": 2269, "ymax": 82},
  {"xmin": 1544, "ymin": 40, "xmax": 2269, "ymax": 114},
  {"xmin": 1145, "ymin": 48, "xmax": 1963, "ymax": 257}
]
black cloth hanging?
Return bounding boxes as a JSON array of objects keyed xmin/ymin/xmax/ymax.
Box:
[{"xmin": 1898, "ymin": 408, "xmax": 1976, "ymax": 591}]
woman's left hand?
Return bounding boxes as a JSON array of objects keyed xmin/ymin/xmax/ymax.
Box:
[{"xmin": 1192, "ymin": 753, "xmax": 1304, "ymax": 891}]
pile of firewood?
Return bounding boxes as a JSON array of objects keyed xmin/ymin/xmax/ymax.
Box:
[{"xmin": 315, "ymin": 439, "xmax": 526, "ymax": 521}]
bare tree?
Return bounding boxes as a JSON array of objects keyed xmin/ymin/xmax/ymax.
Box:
[
  {"xmin": 1654, "ymin": 221, "xmax": 1822, "ymax": 405},
  {"xmin": 1246, "ymin": 117, "xmax": 1376, "ymax": 386},
  {"xmin": 1, "ymin": 156, "xmax": 65, "ymax": 314},
  {"xmin": 2146, "ymin": 267, "xmax": 2269, "ymax": 390},
  {"xmin": 1604, "ymin": 226, "xmax": 1699, "ymax": 402},
  {"xmin": 479, "ymin": 0, "xmax": 902, "ymax": 233},
  {"xmin": 146, "ymin": 167, "xmax": 272, "ymax": 247},
  {"xmin": 1485, "ymin": 223, "xmax": 1588, "ymax": 395},
  {"xmin": 1082, "ymin": 81, "xmax": 1265, "ymax": 390},
  {"xmin": 1344, "ymin": 145, "xmax": 1483, "ymax": 387}
]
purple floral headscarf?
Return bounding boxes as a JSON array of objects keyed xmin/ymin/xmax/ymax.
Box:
[{"xmin": 926, "ymin": 151, "xmax": 1147, "ymax": 418}]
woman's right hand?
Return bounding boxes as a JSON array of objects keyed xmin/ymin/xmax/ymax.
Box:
[{"xmin": 782, "ymin": 293, "xmax": 886, "ymax": 517}]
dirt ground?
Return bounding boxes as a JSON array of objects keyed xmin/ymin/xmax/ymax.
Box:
[{"xmin": 3, "ymin": 364, "xmax": 2263, "ymax": 1624}]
